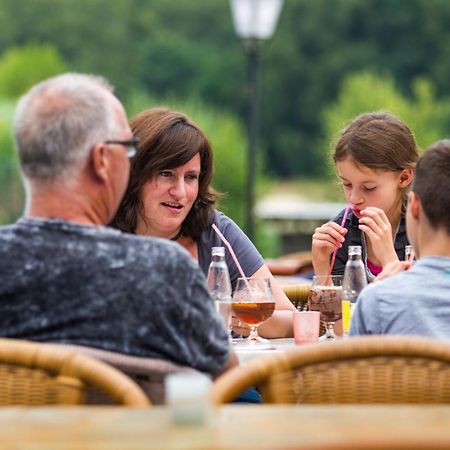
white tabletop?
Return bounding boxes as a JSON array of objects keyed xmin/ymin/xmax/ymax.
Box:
[{"xmin": 234, "ymin": 338, "xmax": 295, "ymax": 364}]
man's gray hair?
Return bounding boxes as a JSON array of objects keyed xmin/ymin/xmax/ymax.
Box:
[{"xmin": 14, "ymin": 73, "xmax": 122, "ymax": 182}]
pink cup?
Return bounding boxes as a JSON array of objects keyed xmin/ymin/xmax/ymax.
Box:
[{"xmin": 293, "ymin": 311, "xmax": 320, "ymax": 344}]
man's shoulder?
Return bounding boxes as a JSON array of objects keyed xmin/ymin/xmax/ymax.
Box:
[
  {"xmin": 0, "ymin": 222, "xmax": 18, "ymax": 235},
  {"xmin": 118, "ymin": 231, "xmax": 196, "ymax": 265},
  {"xmin": 5, "ymin": 218, "xmax": 194, "ymax": 267}
]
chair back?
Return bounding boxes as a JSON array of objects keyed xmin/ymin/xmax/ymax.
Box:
[
  {"xmin": 46, "ymin": 343, "xmax": 201, "ymax": 404},
  {"xmin": 267, "ymin": 251, "xmax": 313, "ymax": 276},
  {"xmin": 211, "ymin": 335, "xmax": 450, "ymax": 404},
  {"xmin": 0, "ymin": 338, "xmax": 149, "ymax": 407},
  {"xmin": 282, "ymin": 283, "xmax": 312, "ymax": 310}
]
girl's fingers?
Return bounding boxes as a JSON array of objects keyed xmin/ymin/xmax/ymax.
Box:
[
  {"xmin": 313, "ymin": 223, "xmax": 346, "ymax": 243},
  {"xmin": 313, "ymin": 238, "xmax": 340, "ymax": 251},
  {"xmin": 312, "ymin": 232, "xmax": 343, "ymax": 249},
  {"xmin": 358, "ymin": 216, "xmax": 382, "ymax": 236},
  {"xmin": 374, "ymin": 261, "xmax": 411, "ymax": 282},
  {"xmin": 358, "ymin": 208, "xmax": 398, "ymax": 267},
  {"xmin": 357, "ymin": 223, "xmax": 378, "ymax": 241},
  {"xmin": 359, "ymin": 211, "xmax": 391, "ymax": 239},
  {"xmin": 360, "ymin": 207, "xmax": 391, "ymax": 230}
]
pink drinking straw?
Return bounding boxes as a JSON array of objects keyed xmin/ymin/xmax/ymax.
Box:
[
  {"xmin": 326, "ymin": 204, "xmax": 353, "ymax": 283},
  {"xmin": 211, "ymin": 224, "xmax": 250, "ymax": 289}
]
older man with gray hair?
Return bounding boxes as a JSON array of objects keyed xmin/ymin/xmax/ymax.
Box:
[{"xmin": 0, "ymin": 73, "xmax": 234, "ymax": 378}]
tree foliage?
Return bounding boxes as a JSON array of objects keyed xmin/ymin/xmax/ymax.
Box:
[
  {"xmin": 322, "ymin": 71, "xmax": 450, "ymax": 172},
  {"xmin": 2, "ymin": 0, "xmax": 450, "ymax": 228},
  {"xmin": 1, "ymin": 0, "xmax": 450, "ymax": 178},
  {"xmin": 0, "ymin": 44, "xmax": 67, "ymax": 98},
  {"xmin": 0, "ymin": 99, "xmax": 23, "ymax": 223}
]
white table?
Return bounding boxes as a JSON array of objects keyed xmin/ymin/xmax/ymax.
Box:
[{"xmin": 234, "ymin": 338, "xmax": 295, "ymax": 364}]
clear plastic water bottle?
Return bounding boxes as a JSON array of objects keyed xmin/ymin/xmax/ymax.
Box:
[
  {"xmin": 342, "ymin": 245, "xmax": 367, "ymax": 335},
  {"xmin": 206, "ymin": 247, "xmax": 232, "ymax": 334},
  {"xmin": 404, "ymin": 245, "xmax": 414, "ymax": 262}
]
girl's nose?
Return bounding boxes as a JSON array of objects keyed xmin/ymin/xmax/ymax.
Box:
[{"xmin": 349, "ymin": 190, "xmax": 363, "ymax": 205}]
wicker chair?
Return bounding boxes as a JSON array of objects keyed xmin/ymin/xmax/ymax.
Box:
[
  {"xmin": 45, "ymin": 343, "xmax": 201, "ymax": 405},
  {"xmin": 267, "ymin": 251, "xmax": 314, "ymax": 276},
  {"xmin": 0, "ymin": 338, "xmax": 149, "ymax": 407},
  {"xmin": 211, "ymin": 335, "xmax": 450, "ymax": 405},
  {"xmin": 282, "ymin": 283, "xmax": 312, "ymax": 310}
]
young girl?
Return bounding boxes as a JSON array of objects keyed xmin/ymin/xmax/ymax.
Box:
[{"xmin": 312, "ymin": 112, "xmax": 420, "ymax": 282}]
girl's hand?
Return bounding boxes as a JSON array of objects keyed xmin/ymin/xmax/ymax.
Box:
[
  {"xmin": 312, "ymin": 221, "xmax": 347, "ymax": 275},
  {"xmin": 374, "ymin": 260, "xmax": 412, "ymax": 283},
  {"xmin": 358, "ymin": 207, "xmax": 398, "ymax": 267}
]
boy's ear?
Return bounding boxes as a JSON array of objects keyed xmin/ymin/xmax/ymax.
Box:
[
  {"xmin": 408, "ymin": 191, "xmax": 420, "ymax": 220},
  {"xmin": 399, "ymin": 168, "xmax": 414, "ymax": 188}
]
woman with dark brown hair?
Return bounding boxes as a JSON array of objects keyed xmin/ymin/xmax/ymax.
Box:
[
  {"xmin": 312, "ymin": 111, "xmax": 420, "ymax": 281},
  {"xmin": 112, "ymin": 107, "xmax": 295, "ymax": 338}
]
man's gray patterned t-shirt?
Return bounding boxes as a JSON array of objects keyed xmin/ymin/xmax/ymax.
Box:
[{"xmin": 0, "ymin": 218, "xmax": 229, "ymax": 376}]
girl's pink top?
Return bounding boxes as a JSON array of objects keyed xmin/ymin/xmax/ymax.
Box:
[{"xmin": 367, "ymin": 259, "xmax": 382, "ymax": 276}]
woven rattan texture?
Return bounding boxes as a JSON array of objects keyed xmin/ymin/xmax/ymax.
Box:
[
  {"xmin": 45, "ymin": 343, "xmax": 201, "ymax": 405},
  {"xmin": 212, "ymin": 336, "xmax": 450, "ymax": 405},
  {"xmin": 262, "ymin": 357, "xmax": 450, "ymax": 403},
  {"xmin": 282, "ymin": 284, "xmax": 312, "ymax": 311},
  {"xmin": 0, "ymin": 364, "xmax": 83, "ymax": 405},
  {"xmin": 0, "ymin": 338, "xmax": 150, "ymax": 407}
]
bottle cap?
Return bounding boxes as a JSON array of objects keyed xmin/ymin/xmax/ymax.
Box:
[
  {"xmin": 348, "ymin": 245, "xmax": 362, "ymax": 255},
  {"xmin": 211, "ymin": 246, "xmax": 225, "ymax": 256}
]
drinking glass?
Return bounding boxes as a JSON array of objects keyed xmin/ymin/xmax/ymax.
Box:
[
  {"xmin": 308, "ymin": 275, "xmax": 343, "ymax": 340},
  {"xmin": 293, "ymin": 311, "xmax": 321, "ymax": 344},
  {"xmin": 232, "ymin": 277, "xmax": 275, "ymax": 349}
]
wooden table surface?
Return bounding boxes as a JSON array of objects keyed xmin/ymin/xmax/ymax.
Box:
[{"xmin": 0, "ymin": 404, "xmax": 449, "ymax": 449}]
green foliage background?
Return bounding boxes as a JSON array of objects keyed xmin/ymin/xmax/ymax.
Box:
[{"xmin": 1, "ymin": 0, "xmax": 450, "ymax": 254}]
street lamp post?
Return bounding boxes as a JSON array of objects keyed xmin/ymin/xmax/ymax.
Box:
[{"xmin": 229, "ymin": 0, "xmax": 284, "ymax": 241}]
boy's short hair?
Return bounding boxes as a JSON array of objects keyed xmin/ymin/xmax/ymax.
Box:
[{"xmin": 412, "ymin": 140, "xmax": 450, "ymax": 233}]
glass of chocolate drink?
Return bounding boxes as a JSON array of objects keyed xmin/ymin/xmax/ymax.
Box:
[
  {"xmin": 308, "ymin": 275, "xmax": 343, "ymax": 340},
  {"xmin": 232, "ymin": 277, "xmax": 275, "ymax": 349}
]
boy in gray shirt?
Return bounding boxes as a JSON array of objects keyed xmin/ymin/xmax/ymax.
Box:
[{"xmin": 350, "ymin": 140, "xmax": 450, "ymax": 337}]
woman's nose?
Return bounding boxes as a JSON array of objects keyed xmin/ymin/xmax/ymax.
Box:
[{"xmin": 169, "ymin": 178, "xmax": 186, "ymax": 198}]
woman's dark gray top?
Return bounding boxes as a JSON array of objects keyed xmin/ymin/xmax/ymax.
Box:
[
  {"xmin": 0, "ymin": 217, "xmax": 229, "ymax": 376},
  {"xmin": 197, "ymin": 211, "xmax": 265, "ymax": 289}
]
